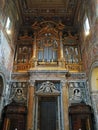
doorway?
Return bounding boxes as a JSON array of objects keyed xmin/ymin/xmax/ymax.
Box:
[
  {"xmin": 1, "ymin": 103, "xmax": 27, "ymax": 130},
  {"xmin": 34, "ymin": 81, "xmax": 61, "ymax": 130},
  {"xmin": 69, "ymin": 104, "xmax": 94, "ymax": 130},
  {"xmin": 38, "ymin": 97, "xmax": 57, "ymax": 130}
]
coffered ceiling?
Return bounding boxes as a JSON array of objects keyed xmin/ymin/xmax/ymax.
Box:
[{"xmin": 17, "ymin": 0, "xmax": 82, "ymax": 27}]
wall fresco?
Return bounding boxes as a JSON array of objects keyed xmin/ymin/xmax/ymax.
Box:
[
  {"xmin": 81, "ymin": 0, "xmax": 98, "ymax": 74},
  {"xmin": 0, "ymin": 30, "xmax": 13, "ymax": 71}
]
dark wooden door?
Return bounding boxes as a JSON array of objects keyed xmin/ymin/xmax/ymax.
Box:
[
  {"xmin": 69, "ymin": 104, "xmax": 94, "ymax": 130},
  {"xmin": 40, "ymin": 97, "xmax": 56, "ymax": 130},
  {"xmin": 2, "ymin": 104, "xmax": 27, "ymax": 130},
  {"xmin": 9, "ymin": 115, "xmax": 25, "ymax": 130}
]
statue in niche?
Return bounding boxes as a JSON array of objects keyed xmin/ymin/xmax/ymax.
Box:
[
  {"xmin": 73, "ymin": 88, "xmax": 81, "ymax": 100},
  {"xmin": 69, "ymin": 82, "xmax": 83, "ymax": 103},
  {"xmin": 69, "ymin": 88, "xmax": 82, "ymax": 103},
  {"xmin": 10, "ymin": 88, "xmax": 26, "ymax": 103}
]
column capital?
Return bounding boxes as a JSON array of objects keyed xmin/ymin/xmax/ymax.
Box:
[
  {"xmin": 29, "ymin": 80, "xmax": 35, "ymax": 87},
  {"xmin": 61, "ymin": 80, "xmax": 67, "ymax": 87},
  {"xmin": 61, "ymin": 80, "xmax": 69, "ymax": 88}
]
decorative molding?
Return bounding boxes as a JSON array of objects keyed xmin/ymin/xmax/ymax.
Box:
[
  {"xmin": 67, "ymin": 72, "xmax": 87, "ymax": 81},
  {"xmin": 29, "ymin": 80, "xmax": 35, "ymax": 86},
  {"xmin": 61, "ymin": 80, "xmax": 67, "ymax": 87},
  {"xmin": 36, "ymin": 81, "xmax": 60, "ymax": 96},
  {"xmin": 11, "ymin": 72, "xmax": 29, "ymax": 81}
]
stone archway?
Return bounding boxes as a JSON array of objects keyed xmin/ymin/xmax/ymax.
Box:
[
  {"xmin": 89, "ymin": 61, "xmax": 98, "ymax": 130},
  {"xmin": 0, "ymin": 73, "xmax": 5, "ymax": 129},
  {"xmin": 91, "ymin": 67, "xmax": 98, "ymax": 91},
  {"xmin": 0, "ymin": 75, "xmax": 3, "ymax": 100}
]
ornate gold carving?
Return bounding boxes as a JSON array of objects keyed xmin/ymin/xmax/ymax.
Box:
[
  {"xmin": 66, "ymin": 63, "xmax": 82, "ymax": 72},
  {"xmin": 13, "ymin": 62, "xmax": 32, "ymax": 71}
]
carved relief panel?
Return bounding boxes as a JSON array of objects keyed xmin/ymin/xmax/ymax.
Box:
[
  {"xmin": 35, "ymin": 81, "xmax": 60, "ymax": 96},
  {"xmin": 68, "ymin": 81, "xmax": 89, "ymax": 105},
  {"xmin": 10, "ymin": 82, "xmax": 28, "ymax": 104}
]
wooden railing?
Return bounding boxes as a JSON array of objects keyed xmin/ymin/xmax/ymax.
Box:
[{"xmin": 13, "ymin": 61, "xmax": 82, "ymax": 72}]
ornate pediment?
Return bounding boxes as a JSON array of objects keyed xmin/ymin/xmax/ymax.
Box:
[{"xmin": 36, "ymin": 81, "xmax": 60, "ymax": 96}]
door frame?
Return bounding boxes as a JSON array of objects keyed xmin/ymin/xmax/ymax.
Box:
[
  {"xmin": 34, "ymin": 81, "xmax": 61, "ymax": 130},
  {"xmin": 34, "ymin": 95, "xmax": 61, "ymax": 130}
]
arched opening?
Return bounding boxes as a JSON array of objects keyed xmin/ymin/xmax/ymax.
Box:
[
  {"xmin": 89, "ymin": 62, "xmax": 98, "ymax": 130},
  {"xmin": 91, "ymin": 67, "xmax": 98, "ymax": 91},
  {"xmin": 0, "ymin": 74, "xmax": 4, "ymax": 129},
  {"xmin": 0, "ymin": 75, "xmax": 3, "ymax": 99}
]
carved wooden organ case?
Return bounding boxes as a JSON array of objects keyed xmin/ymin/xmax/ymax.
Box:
[{"xmin": 13, "ymin": 21, "xmax": 82, "ymax": 72}]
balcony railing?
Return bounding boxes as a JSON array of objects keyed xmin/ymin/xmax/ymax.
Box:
[
  {"xmin": 13, "ymin": 60, "xmax": 82, "ymax": 72},
  {"xmin": 13, "ymin": 62, "xmax": 32, "ymax": 71}
]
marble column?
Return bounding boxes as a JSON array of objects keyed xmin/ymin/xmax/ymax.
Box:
[
  {"xmin": 33, "ymin": 32, "xmax": 37, "ymax": 59},
  {"xmin": 32, "ymin": 32, "xmax": 37, "ymax": 67},
  {"xmin": 59, "ymin": 31, "xmax": 64, "ymax": 59},
  {"xmin": 27, "ymin": 81, "xmax": 35, "ymax": 130},
  {"xmin": 61, "ymin": 81, "xmax": 69, "ymax": 130},
  {"xmin": 59, "ymin": 32, "xmax": 65, "ymax": 67}
]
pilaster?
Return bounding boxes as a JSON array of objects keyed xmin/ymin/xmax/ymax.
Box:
[
  {"xmin": 27, "ymin": 80, "xmax": 35, "ymax": 130},
  {"xmin": 61, "ymin": 80, "xmax": 69, "ymax": 130}
]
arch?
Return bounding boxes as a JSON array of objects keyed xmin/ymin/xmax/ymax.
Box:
[
  {"xmin": 89, "ymin": 60, "xmax": 98, "ymax": 91},
  {"xmin": 0, "ymin": 72, "xmax": 5, "ymax": 99},
  {"xmin": 91, "ymin": 67, "xmax": 98, "ymax": 91},
  {"xmin": 0, "ymin": 72, "xmax": 6, "ymax": 129},
  {"xmin": 88, "ymin": 60, "xmax": 98, "ymax": 130}
]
